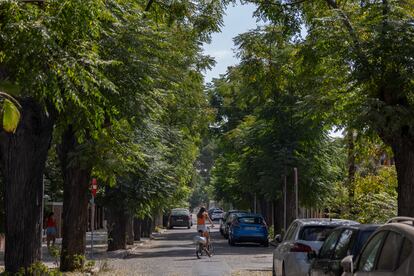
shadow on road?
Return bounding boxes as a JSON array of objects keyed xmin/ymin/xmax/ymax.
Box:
[{"xmin": 123, "ymin": 228, "xmax": 273, "ymax": 260}]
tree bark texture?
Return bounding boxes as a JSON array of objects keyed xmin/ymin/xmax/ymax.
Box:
[
  {"xmin": 133, "ymin": 218, "xmax": 141, "ymax": 241},
  {"xmin": 58, "ymin": 127, "xmax": 92, "ymax": 271},
  {"xmin": 346, "ymin": 130, "xmax": 356, "ymax": 208},
  {"xmin": 273, "ymin": 198, "xmax": 284, "ymax": 236},
  {"xmin": 107, "ymin": 205, "xmax": 127, "ymax": 251},
  {"xmin": 391, "ymin": 138, "xmax": 414, "ymax": 217},
  {"xmin": 0, "ymin": 98, "xmax": 54, "ymax": 273},
  {"xmin": 126, "ymin": 215, "xmax": 134, "ymax": 245}
]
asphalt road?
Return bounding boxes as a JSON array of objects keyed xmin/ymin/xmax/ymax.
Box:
[{"xmin": 104, "ymin": 224, "xmax": 273, "ymax": 276}]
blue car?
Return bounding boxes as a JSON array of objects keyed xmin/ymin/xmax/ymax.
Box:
[{"xmin": 228, "ymin": 214, "xmax": 269, "ymax": 247}]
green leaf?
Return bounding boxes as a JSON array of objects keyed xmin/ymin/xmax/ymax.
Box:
[{"xmin": 3, "ymin": 99, "xmax": 20, "ymax": 133}]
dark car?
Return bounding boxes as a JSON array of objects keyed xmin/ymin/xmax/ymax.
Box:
[
  {"xmin": 341, "ymin": 217, "xmax": 414, "ymax": 276},
  {"xmin": 309, "ymin": 224, "xmax": 379, "ymax": 276},
  {"xmin": 168, "ymin": 208, "xmax": 191, "ymax": 229},
  {"xmin": 228, "ymin": 213, "xmax": 269, "ymax": 247},
  {"xmin": 223, "ymin": 211, "xmax": 248, "ymax": 239}
]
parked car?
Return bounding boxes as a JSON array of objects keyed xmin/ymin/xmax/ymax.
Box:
[
  {"xmin": 168, "ymin": 208, "xmax": 191, "ymax": 229},
  {"xmin": 341, "ymin": 217, "xmax": 414, "ymax": 276},
  {"xmin": 220, "ymin": 210, "xmax": 246, "ymax": 236},
  {"xmin": 272, "ymin": 218, "xmax": 359, "ymax": 276},
  {"xmin": 223, "ymin": 211, "xmax": 248, "ymax": 239},
  {"xmin": 309, "ymin": 224, "xmax": 379, "ymax": 276},
  {"xmin": 211, "ymin": 209, "xmax": 224, "ymax": 221},
  {"xmin": 228, "ymin": 213, "xmax": 269, "ymax": 247}
]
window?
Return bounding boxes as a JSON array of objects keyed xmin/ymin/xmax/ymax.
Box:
[
  {"xmin": 398, "ymin": 238, "xmax": 412, "ymax": 267},
  {"xmin": 172, "ymin": 210, "xmax": 188, "ymax": 216},
  {"xmin": 353, "ymin": 230, "xmax": 376, "ymax": 256},
  {"xmin": 299, "ymin": 226, "xmax": 335, "ymax": 241},
  {"xmin": 333, "ymin": 229, "xmax": 355, "ymax": 260},
  {"xmin": 238, "ymin": 217, "xmax": 263, "ymax": 224},
  {"xmin": 377, "ymin": 231, "xmax": 403, "ymax": 271},
  {"xmin": 358, "ymin": 231, "xmax": 387, "ymax": 272},
  {"xmin": 319, "ymin": 229, "xmax": 341, "ymax": 259},
  {"xmin": 284, "ymin": 223, "xmax": 298, "ymax": 241}
]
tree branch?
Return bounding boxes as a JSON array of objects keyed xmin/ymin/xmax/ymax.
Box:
[
  {"xmin": 326, "ymin": 0, "xmax": 368, "ymax": 66},
  {"xmin": 145, "ymin": 0, "xmax": 154, "ymax": 11}
]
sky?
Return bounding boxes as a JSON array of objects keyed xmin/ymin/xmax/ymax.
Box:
[
  {"xmin": 202, "ymin": 3, "xmax": 343, "ymax": 138},
  {"xmin": 202, "ymin": 3, "xmax": 258, "ymax": 83}
]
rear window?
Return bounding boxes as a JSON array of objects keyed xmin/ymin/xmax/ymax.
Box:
[
  {"xmin": 299, "ymin": 226, "xmax": 335, "ymax": 241},
  {"xmin": 213, "ymin": 210, "xmax": 223, "ymax": 213},
  {"xmin": 238, "ymin": 217, "xmax": 263, "ymax": 224},
  {"xmin": 172, "ymin": 210, "xmax": 188, "ymax": 216}
]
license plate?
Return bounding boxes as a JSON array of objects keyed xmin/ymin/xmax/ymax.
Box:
[
  {"xmin": 245, "ymin": 227, "xmax": 257, "ymax": 230},
  {"xmin": 177, "ymin": 219, "xmax": 183, "ymax": 222}
]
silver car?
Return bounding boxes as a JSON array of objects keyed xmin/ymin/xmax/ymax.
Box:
[
  {"xmin": 272, "ymin": 218, "xmax": 359, "ymax": 276},
  {"xmin": 341, "ymin": 217, "xmax": 414, "ymax": 276}
]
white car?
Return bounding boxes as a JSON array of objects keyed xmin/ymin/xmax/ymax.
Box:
[
  {"xmin": 211, "ymin": 210, "xmax": 224, "ymax": 221},
  {"xmin": 272, "ymin": 218, "xmax": 359, "ymax": 276}
]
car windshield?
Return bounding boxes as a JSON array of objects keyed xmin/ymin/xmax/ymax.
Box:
[
  {"xmin": 238, "ymin": 217, "xmax": 263, "ymax": 224},
  {"xmin": 172, "ymin": 210, "xmax": 188, "ymax": 216},
  {"xmin": 299, "ymin": 226, "xmax": 335, "ymax": 241}
]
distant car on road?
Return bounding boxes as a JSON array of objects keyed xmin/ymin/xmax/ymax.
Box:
[
  {"xmin": 341, "ymin": 217, "xmax": 414, "ymax": 276},
  {"xmin": 228, "ymin": 213, "xmax": 269, "ymax": 247},
  {"xmin": 272, "ymin": 218, "xmax": 359, "ymax": 276},
  {"xmin": 211, "ymin": 209, "xmax": 224, "ymax": 221},
  {"xmin": 309, "ymin": 224, "xmax": 379, "ymax": 276},
  {"xmin": 168, "ymin": 208, "xmax": 191, "ymax": 229}
]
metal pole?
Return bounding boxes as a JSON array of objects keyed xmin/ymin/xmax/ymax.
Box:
[
  {"xmin": 294, "ymin": 167, "xmax": 298, "ymax": 219},
  {"xmin": 283, "ymin": 175, "xmax": 287, "ymax": 231},
  {"xmin": 91, "ymin": 197, "xmax": 94, "ymax": 259}
]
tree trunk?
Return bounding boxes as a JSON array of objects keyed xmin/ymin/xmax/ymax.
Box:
[
  {"xmin": 133, "ymin": 218, "xmax": 141, "ymax": 241},
  {"xmin": 0, "ymin": 98, "xmax": 54, "ymax": 273},
  {"xmin": 107, "ymin": 205, "xmax": 127, "ymax": 251},
  {"xmin": 126, "ymin": 215, "xmax": 134, "ymax": 245},
  {"xmin": 346, "ymin": 130, "xmax": 356, "ymax": 211},
  {"xmin": 273, "ymin": 198, "xmax": 284, "ymax": 236},
  {"xmin": 391, "ymin": 138, "xmax": 414, "ymax": 217},
  {"xmin": 58, "ymin": 127, "xmax": 92, "ymax": 271}
]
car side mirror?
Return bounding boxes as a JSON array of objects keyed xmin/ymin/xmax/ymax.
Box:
[
  {"xmin": 307, "ymin": 250, "xmax": 317, "ymax": 260},
  {"xmin": 274, "ymin": 234, "xmax": 282, "ymax": 243},
  {"xmin": 341, "ymin": 255, "xmax": 354, "ymax": 273}
]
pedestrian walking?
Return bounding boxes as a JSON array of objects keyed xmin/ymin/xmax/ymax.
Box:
[{"xmin": 45, "ymin": 212, "xmax": 57, "ymax": 248}]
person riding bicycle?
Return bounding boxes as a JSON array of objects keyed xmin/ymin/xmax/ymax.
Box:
[{"xmin": 196, "ymin": 207, "xmax": 214, "ymax": 242}]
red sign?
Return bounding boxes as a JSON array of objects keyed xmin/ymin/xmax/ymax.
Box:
[{"xmin": 91, "ymin": 178, "xmax": 98, "ymax": 197}]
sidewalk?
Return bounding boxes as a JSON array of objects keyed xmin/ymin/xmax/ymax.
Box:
[{"xmin": 0, "ymin": 230, "xmax": 151, "ymax": 270}]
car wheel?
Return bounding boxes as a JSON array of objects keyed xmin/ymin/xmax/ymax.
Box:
[{"xmin": 224, "ymin": 233, "xmax": 229, "ymax": 239}]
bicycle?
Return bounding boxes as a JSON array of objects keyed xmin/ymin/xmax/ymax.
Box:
[{"xmin": 194, "ymin": 226, "xmax": 214, "ymax": 259}]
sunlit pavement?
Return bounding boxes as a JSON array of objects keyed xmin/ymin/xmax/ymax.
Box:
[{"xmin": 101, "ymin": 224, "xmax": 273, "ymax": 276}]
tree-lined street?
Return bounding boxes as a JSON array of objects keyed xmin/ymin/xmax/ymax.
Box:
[
  {"xmin": 103, "ymin": 227, "xmax": 272, "ymax": 276},
  {"xmin": 0, "ymin": 0, "xmax": 414, "ymax": 274}
]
